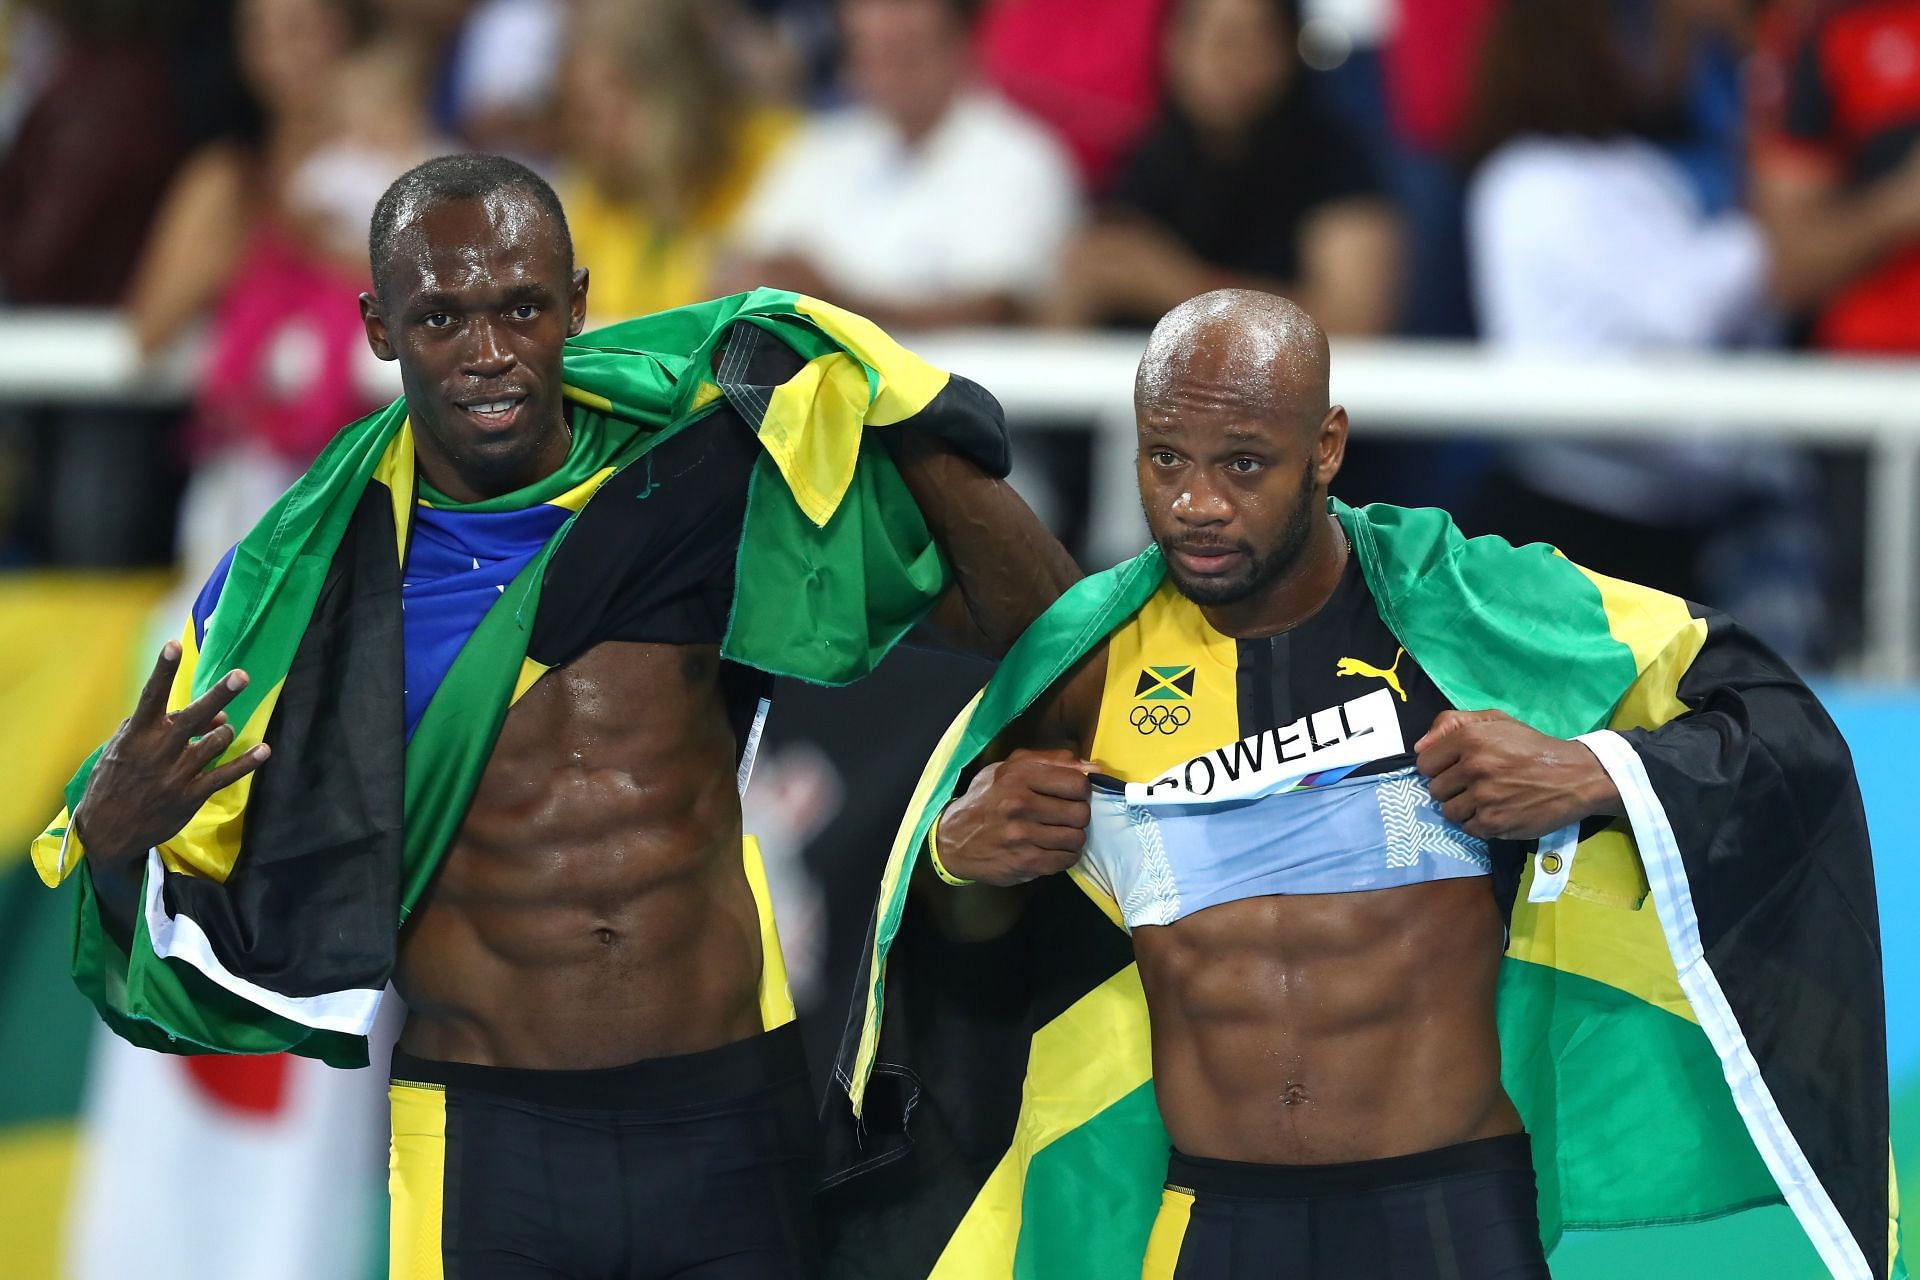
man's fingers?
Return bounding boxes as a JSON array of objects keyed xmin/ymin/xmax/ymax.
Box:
[
  {"xmin": 182, "ymin": 723, "xmax": 238, "ymax": 771},
  {"xmin": 131, "ymin": 641, "xmax": 183, "ymax": 727},
  {"xmin": 1425, "ymin": 767, "xmax": 1471, "ymax": 804},
  {"xmin": 170, "ymin": 670, "xmax": 250, "ymax": 738},
  {"xmin": 1022, "ymin": 795, "xmax": 1092, "ymax": 831},
  {"xmin": 193, "ymin": 744, "xmax": 270, "ymax": 799},
  {"xmin": 1415, "ymin": 735, "xmax": 1467, "ymax": 779},
  {"xmin": 1414, "ymin": 708, "xmax": 1504, "ymax": 753},
  {"xmin": 1021, "ymin": 761, "xmax": 1094, "ymax": 802},
  {"xmin": 1024, "ymin": 823, "xmax": 1088, "ymax": 855},
  {"xmin": 1441, "ymin": 793, "xmax": 1477, "ymax": 827}
]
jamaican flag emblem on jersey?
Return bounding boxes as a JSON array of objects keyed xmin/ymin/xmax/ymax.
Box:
[
  {"xmin": 823, "ymin": 500, "xmax": 1903, "ymax": 1280},
  {"xmin": 1134, "ymin": 665, "xmax": 1195, "ymax": 700}
]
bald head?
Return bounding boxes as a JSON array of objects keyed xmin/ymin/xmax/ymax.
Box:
[{"xmin": 1135, "ymin": 290, "xmax": 1329, "ymax": 426}]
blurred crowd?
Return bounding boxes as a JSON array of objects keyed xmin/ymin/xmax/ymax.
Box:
[{"xmin": 0, "ymin": 0, "xmax": 1913, "ymax": 664}]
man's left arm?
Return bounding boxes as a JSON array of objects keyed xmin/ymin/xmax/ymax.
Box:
[{"xmin": 885, "ymin": 420, "xmax": 1082, "ymax": 658}]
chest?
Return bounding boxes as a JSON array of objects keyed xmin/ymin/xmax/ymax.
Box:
[{"xmin": 1089, "ymin": 579, "xmax": 1450, "ymax": 784}]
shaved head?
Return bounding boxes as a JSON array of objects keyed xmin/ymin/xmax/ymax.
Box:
[
  {"xmin": 1135, "ymin": 289, "xmax": 1329, "ymax": 426},
  {"xmin": 1133, "ymin": 290, "xmax": 1348, "ymax": 622}
]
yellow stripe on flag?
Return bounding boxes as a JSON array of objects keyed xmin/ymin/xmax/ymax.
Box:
[
  {"xmin": 931, "ymin": 964, "xmax": 1156, "ymax": 1277},
  {"xmin": 373, "ymin": 428, "xmax": 415, "ymax": 565},
  {"xmin": 1502, "ymin": 565, "xmax": 1707, "ymax": 1022},
  {"xmin": 757, "ymin": 351, "xmax": 874, "ymax": 528},
  {"xmin": 853, "ymin": 691, "xmax": 984, "ymax": 1114},
  {"xmin": 793, "ymin": 295, "xmax": 948, "ymax": 425}
]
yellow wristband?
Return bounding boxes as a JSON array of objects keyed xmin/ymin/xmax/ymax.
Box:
[{"xmin": 927, "ymin": 809, "xmax": 974, "ymax": 887}]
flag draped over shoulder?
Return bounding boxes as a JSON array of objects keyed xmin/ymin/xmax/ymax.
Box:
[
  {"xmin": 825, "ymin": 500, "xmax": 1903, "ymax": 1280},
  {"xmin": 31, "ymin": 288, "xmax": 1003, "ymax": 1068}
]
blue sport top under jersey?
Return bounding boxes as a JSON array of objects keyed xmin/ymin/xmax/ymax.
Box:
[{"xmin": 192, "ymin": 501, "xmax": 569, "ymax": 741}]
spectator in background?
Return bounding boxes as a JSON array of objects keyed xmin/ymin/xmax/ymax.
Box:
[
  {"xmin": 725, "ymin": 0, "xmax": 1080, "ymax": 328},
  {"xmin": 442, "ymin": 0, "xmax": 564, "ymax": 159},
  {"xmin": 126, "ymin": 0, "xmax": 441, "ymax": 577},
  {"xmin": 1751, "ymin": 0, "xmax": 1920, "ymax": 353},
  {"xmin": 974, "ymin": 0, "xmax": 1171, "ymax": 188},
  {"xmin": 1045, "ymin": 0, "xmax": 1400, "ymax": 334},
  {"xmin": 559, "ymin": 0, "xmax": 795, "ymax": 326},
  {"xmin": 0, "ymin": 0, "xmax": 192, "ymax": 306},
  {"xmin": 1463, "ymin": 0, "xmax": 1828, "ymax": 662},
  {"xmin": 0, "ymin": 0, "xmax": 202, "ymax": 567}
]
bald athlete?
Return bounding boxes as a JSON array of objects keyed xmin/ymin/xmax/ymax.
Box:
[
  {"xmin": 934, "ymin": 291, "xmax": 1611, "ymax": 1277},
  {"xmin": 68, "ymin": 155, "xmax": 1077, "ymax": 1279}
]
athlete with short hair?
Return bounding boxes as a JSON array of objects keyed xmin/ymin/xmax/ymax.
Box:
[
  {"xmin": 931, "ymin": 290, "xmax": 1561, "ymax": 1276},
  {"xmin": 49, "ymin": 153, "xmax": 1078, "ymax": 1280}
]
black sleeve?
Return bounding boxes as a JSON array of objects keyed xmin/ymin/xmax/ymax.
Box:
[{"xmin": 529, "ymin": 406, "xmax": 762, "ymax": 665}]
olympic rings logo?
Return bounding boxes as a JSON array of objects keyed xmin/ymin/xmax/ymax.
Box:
[{"xmin": 1129, "ymin": 704, "xmax": 1191, "ymax": 735}]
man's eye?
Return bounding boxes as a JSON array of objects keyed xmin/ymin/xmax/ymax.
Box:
[
  {"xmin": 510, "ymin": 304, "xmax": 539, "ymax": 321},
  {"xmin": 422, "ymin": 313, "xmax": 453, "ymax": 329},
  {"xmin": 1151, "ymin": 451, "xmax": 1180, "ymax": 466},
  {"xmin": 1227, "ymin": 458, "xmax": 1262, "ymax": 474}
]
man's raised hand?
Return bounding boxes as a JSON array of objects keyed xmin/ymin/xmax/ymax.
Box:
[
  {"xmin": 934, "ymin": 748, "xmax": 1096, "ymax": 887},
  {"xmin": 71, "ymin": 641, "xmax": 272, "ymax": 868}
]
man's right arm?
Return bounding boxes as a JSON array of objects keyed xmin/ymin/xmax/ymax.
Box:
[{"xmin": 71, "ymin": 641, "xmax": 270, "ymax": 938}]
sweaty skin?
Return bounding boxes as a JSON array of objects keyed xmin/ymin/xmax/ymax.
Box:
[
  {"xmin": 937, "ymin": 289, "xmax": 1613, "ymax": 1164},
  {"xmin": 76, "ymin": 184, "xmax": 1078, "ymax": 1072},
  {"xmin": 397, "ymin": 643, "xmax": 765, "ymax": 1066},
  {"xmin": 957, "ymin": 636, "xmax": 1520, "ymax": 1165}
]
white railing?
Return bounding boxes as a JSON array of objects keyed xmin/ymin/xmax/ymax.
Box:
[{"xmin": 4, "ymin": 313, "xmax": 1919, "ymax": 674}]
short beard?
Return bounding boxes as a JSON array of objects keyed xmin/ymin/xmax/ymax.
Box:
[{"xmin": 1157, "ymin": 459, "xmax": 1320, "ymax": 607}]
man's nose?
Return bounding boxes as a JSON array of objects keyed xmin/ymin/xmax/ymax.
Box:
[
  {"xmin": 462, "ymin": 318, "xmax": 514, "ymax": 376},
  {"xmin": 1171, "ymin": 478, "xmax": 1233, "ymax": 526}
]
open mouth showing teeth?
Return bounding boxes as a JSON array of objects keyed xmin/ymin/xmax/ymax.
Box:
[{"xmin": 458, "ymin": 396, "xmax": 527, "ymax": 426}]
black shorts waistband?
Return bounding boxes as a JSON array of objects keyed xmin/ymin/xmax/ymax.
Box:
[
  {"xmin": 390, "ymin": 1021, "xmax": 806, "ymax": 1111},
  {"xmin": 1168, "ymin": 1133, "xmax": 1534, "ymax": 1199}
]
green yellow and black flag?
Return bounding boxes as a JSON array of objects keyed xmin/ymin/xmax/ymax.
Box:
[
  {"xmin": 31, "ymin": 288, "xmax": 1003, "ymax": 1066},
  {"xmin": 825, "ymin": 500, "xmax": 1903, "ymax": 1279}
]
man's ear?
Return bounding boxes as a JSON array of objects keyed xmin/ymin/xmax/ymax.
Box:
[
  {"xmin": 1316, "ymin": 405, "xmax": 1349, "ymax": 487},
  {"xmin": 568, "ymin": 267, "xmax": 589, "ymax": 338},
  {"xmin": 360, "ymin": 293, "xmax": 396, "ymax": 361}
]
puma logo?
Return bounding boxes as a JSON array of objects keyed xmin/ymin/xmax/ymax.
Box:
[{"xmin": 1336, "ymin": 648, "xmax": 1407, "ymax": 702}]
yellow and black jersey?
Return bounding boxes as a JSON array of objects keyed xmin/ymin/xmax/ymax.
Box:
[{"xmin": 1090, "ymin": 552, "xmax": 1454, "ymax": 785}]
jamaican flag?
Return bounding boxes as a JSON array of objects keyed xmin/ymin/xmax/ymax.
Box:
[
  {"xmin": 31, "ymin": 288, "xmax": 1002, "ymax": 1068},
  {"xmin": 826, "ymin": 500, "xmax": 1902, "ymax": 1279}
]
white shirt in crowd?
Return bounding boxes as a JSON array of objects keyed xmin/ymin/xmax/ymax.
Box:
[
  {"xmin": 1466, "ymin": 134, "xmax": 1775, "ymax": 521},
  {"xmin": 733, "ymin": 88, "xmax": 1082, "ymax": 308},
  {"xmin": 1468, "ymin": 134, "xmax": 1768, "ymax": 351}
]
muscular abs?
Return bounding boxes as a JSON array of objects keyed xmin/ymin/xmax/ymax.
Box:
[
  {"xmin": 1136, "ymin": 879, "xmax": 1518, "ymax": 1165},
  {"xmin": 1042, "ymin": 567, "xmax": 1519, "ymax": 1165},
  {"xmin": 395, "ymin": 640, "xmax": 764, "ymax": 1068}
]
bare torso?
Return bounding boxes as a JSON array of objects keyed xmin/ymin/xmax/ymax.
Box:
[
  {"xmin": 1134, "ymin": 879, "xmax": 1518, "ymax": 1164},
  {"xmin": 394, "ymin": 640, "xmax": 764, "ymax": 1068},
  {"xmin": 1048, "ymin": 648, "xmax": 1520, "ymax": 1164}
]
